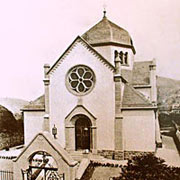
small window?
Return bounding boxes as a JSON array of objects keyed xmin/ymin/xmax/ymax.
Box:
[
  {"xmin": 114, "ymin": 51, "xmax": 129, "ymax": 66},
  {"xmin": 124, "ymin": 52, "xmax": 128, "ymax": 64},
  {"xmin": 119, "ymin": 51, "xmax": 124, "ymax": 64}
]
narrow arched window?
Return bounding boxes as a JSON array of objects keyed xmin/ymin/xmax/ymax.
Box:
[
  {"xmin": 124, "ymin": 52, "xmax": 128, "ymax": 64},
  {"xmin": 119, "ymin": 51, "xmax": 123, "ymax": 64},
  {"xmin": 114, "ymin": 50, "xmax": 118, "ymax": 59}
]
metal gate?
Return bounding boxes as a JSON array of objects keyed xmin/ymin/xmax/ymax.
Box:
[
  {"xmin": 0, "ymin": 170, "xmax": 13, "ymax": 180},
  {"xmin": 21, "ymin": 166, "xmax": 64, "ymax": 180}
]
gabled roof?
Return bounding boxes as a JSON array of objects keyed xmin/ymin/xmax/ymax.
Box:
[
  {"xmin": 47, "ymin": 36, "xmax": 115, "ymax": 75},
  {"xmin": 14, "ymin": 132, "xmax": 77, "ymax": 166},
  {"xmin": 122, "ymin": 83, "xmax": 154, "ymax": 109},
  {"xmin": 132, "ymin": 61, "xmax": 153, "ymax": 86}
]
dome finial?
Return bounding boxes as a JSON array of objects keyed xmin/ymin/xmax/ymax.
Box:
[
  {"xmin": 103, "ymin": 9, "xmax": 106, "ymax": 18},
  {"xmin": 103, "ymin": 3, "xmax": 107, "ymax": 18}
]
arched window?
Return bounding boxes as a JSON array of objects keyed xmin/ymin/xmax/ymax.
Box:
[
  {"xmin": 124, "ymin": 52, "xmax": 128, "ymax": 64},
  {"xmin": 119, "ymin": 51, "xmax": 124, "ymax": 64},
  {"xmin": 114, "ymin": 51, "xmax": 129, "ymax": 66}
]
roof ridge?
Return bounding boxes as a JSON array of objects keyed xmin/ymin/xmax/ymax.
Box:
[
  {"xmin": 107, "ymin": 19, "xmax": 128, "ymax": 33},
  {"xmin": 82, "ymin": 18, "xmax": 104, "ymax": 37},
  {"xmin": 82, "ymin": 18, "xmax": 113, "ymax": 42},
  {"xmin": 106, "ymin": 18, "xmax": 113, "ymax": 42}
]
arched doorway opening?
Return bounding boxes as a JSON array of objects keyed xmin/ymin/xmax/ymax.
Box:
[
  {"xmin": 75, "ymin": 115, "xmax": 92, "ymax": 150},
  {"xmin": 22, "ymin": 151, "xmax": 64, "ymax": 179}
]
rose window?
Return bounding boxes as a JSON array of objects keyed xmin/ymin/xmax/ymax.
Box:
[{"xmin": 67, "ymin": 65, "xmax": 95, "ymax": 95}]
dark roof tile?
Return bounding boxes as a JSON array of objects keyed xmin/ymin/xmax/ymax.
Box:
[
  {"xmin": 122, "ymin": 83, "xmax": 153, "ymax": 108},
  {"xmin": 132, "ymin": 61, "xmax": 153, "ymax": 86},
  {"xmin": 82, "ymin": 17, "xmax": 133, "ymax": 46}
]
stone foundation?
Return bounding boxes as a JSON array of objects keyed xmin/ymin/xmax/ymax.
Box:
[
  {"xmin": 97, "ymin": 150, "xmax": 154, "ymax": 160},
  {"xmin": 97, "ymin": 150, "xmax": 124, "ymax": 160},
  {"xmin": 124, "ymin": 151, "xmax": 154, "ymax": 160}
]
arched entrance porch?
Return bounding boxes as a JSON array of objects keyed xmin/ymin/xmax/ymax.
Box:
[
  {"xmin": 13, "ymin": 132, "xmax": 78, "ymax": 180},
  {"xmin": 65, "ymin": 105, "xmax": 97, "ymax": 153},
  {"xmin": 22, "ymin": 151, "xmax": 64, "ymax": 180}
]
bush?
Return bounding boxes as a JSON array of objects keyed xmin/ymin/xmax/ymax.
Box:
[
  {"xmin": 158, "ymin": 113, "xmax": 173, "ymax": 128},
  {"xmin": 114, "ymin": 153, "xmax": 180, "ymax": 180}
]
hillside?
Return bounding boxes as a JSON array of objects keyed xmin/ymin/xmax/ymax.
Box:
[
  {"xmin": 0, "ymin": 105, "xmax": 17, "ymax": 132},
  {"xmin": 157, "ymin": 76, "xmax": 180, "ymax": 109},
  {"xmin": 0, "ymin": 104, "xmax": 24, "ymax": 149},
  {"xmin": 0, "ymin": 98, "xmax": 28, "ymax": 120},
  {"xmin": 157, "ymin": 76, "xmax": 180, "ymax": 128}
]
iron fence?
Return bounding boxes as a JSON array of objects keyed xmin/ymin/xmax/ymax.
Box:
[{"xmin": 0, "ymin": 170, "xmax": 13, "ymax": 180}]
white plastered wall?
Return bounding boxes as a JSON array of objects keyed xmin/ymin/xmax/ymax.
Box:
[
  {"xmin": 49, "ymin": 41, "xmax": 115, "ymax": 150},
  {"xmin": 24, "ymin": 111, "xmax": 45, "ymax": 145},
  {"xmin": 122, "ymin": 109, "xmax": 156, "ymax": 152},
  {"xmin": 94, "ymin": 45, "xmax": 134, "ymax": 70}
]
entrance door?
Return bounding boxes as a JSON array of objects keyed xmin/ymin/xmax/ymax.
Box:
[{"xmin": 75, "ymin": 116, "xmax": 91, "ymax": 150}]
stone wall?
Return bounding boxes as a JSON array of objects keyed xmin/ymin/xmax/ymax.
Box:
[
  {"xmin": 97, "ymin": 150, "xmax": 154, "ymax": 160},
  {"xmin": 124, "ymin": 151, "xmax": 154, "ymax": 160},
  {"xmin": 97, "ymin": 150, "xmax": 124, "ymax": 160}
]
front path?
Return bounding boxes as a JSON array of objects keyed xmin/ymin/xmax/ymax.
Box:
[{"xmin": 156, "ymin": 134, "xmax": 180, "ymax": 167}]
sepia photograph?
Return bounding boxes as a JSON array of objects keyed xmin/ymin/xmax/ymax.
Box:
[{"xmin": 0, "ymin": 0, "xmax": 180, "ymax": 179}]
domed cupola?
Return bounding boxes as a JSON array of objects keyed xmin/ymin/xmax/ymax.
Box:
[{"xmin": 82, "ymin": 13, "xmax": 136, "ymax": 70}]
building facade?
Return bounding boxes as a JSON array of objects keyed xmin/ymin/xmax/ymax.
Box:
[{"xmin": 23, "ymin": 14, "xmax": 161, "ymax": 159}]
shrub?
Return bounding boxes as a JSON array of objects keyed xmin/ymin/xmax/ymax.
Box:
[{"xmin": 114, "ymin": 153, "xmax": 180, "ymax": 180}]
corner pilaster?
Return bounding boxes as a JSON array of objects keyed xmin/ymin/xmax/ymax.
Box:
[
  {"xmin": 43, "ymin": 64, "xmax": 50, "ymax": 132},
  {"xmin": 114, "ymin": 50, "xmax": 124, "ymax": 151},
  {"xmin": 149, "ymin": 58, "xmax": 157, "ymax": 105}
]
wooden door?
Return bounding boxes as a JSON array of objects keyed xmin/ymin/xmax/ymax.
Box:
[{"xmin": 75, "ymin": 117, "xmax": 91, "ymax": 150}]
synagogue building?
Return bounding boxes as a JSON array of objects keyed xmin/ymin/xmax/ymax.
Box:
[{"xmin": 0, "ymin": 13, "xmax": 162, "ymax": 180}]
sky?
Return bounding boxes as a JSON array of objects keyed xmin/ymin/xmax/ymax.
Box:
[{"xmin": 0, "ymin": 0, "xmax": 180, "ymax": 101}]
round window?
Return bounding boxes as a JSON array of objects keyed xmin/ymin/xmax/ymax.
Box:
[{"xmin": 66, "ymin": 65, "xmax": 95, "ymax": 95}]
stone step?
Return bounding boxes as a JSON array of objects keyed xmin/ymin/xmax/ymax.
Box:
[
  {"xmin": 69, "ymin": 151, "xmax": 84, "ymax": 161},
  {"xmin": 69, "ymin": 151, "xmax": 105, "ymax": 162}
]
